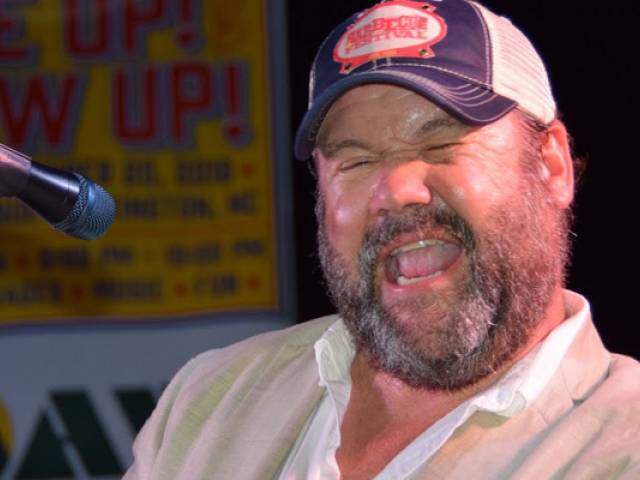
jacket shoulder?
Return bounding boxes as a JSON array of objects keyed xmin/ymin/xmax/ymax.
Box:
[
  {"xmin": 595, "ymin": 353, "xmax": 640, "ymax": 404},
  {"xmin": 124, "ymin": 316, "xmax": 338, "ymax": 479},
  {"xmin": 186, "ymin": 314, "xmax": 339, "ymax": 377}
]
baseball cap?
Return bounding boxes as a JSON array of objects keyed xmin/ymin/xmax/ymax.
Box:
[{"xmin": 294, "ymin": 0, "xmax": 556, "ymax": 160}]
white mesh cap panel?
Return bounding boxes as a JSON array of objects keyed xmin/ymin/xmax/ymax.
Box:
[{"xmin": 472, "ymin": 2, "xmax": 556, "ymax": 123}]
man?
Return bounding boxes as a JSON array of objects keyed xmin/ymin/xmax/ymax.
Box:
[{"xmin": 124, "ymin": 1, "xmax": 640, "ymax": 478}]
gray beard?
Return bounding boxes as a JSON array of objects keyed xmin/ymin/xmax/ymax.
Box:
[{"xmin": 316, "ymin": 176, "xmax": 568, "ymax": 391}]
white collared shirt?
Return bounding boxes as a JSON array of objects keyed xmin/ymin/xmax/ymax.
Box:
[{"xmin": 278, "ymin": 290, "xmax": 590, "ymax": 480}]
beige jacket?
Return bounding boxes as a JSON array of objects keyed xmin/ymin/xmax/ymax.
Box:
[{"xmin": 124, "ymin": 311, "xmax": 640, "ymax": 479}]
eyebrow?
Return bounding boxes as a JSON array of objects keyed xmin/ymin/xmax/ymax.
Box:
[
  {"xmin": 317, "ymin": 139, "xmax": 372, "ymax": 157},
  {"xmin": 410, "ymin": 117, "xmax": 463, "ymax": 141}
]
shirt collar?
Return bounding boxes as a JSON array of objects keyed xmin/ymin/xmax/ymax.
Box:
[
  {"xmin": 314, "ymin": 320, "xmax": 355, "ymax": 387},
  {"xmin": 313, "ymin": 289, "xmax": 591, "ymax": 418}
]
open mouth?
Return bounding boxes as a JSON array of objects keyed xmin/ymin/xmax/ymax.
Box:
[{"xmin": 384, "ymin": 239, "xmax": 463, "ymax": 286}]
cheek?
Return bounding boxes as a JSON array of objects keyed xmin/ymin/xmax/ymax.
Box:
[
  {"xmin": 331, "ymin": 200, "xmax": 357, "ymax": 230},
  {"xmin": 323, "ymin": 182, "xmax": 370, "ymax": 261},
  {"xmin": 439, "ymin": 167, "xmax": 510, "ymax": 221}
]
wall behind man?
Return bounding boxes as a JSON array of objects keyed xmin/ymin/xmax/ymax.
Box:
[{"xmin": 288, "ymin": 0, "xmax": 640, "ymax": 360}]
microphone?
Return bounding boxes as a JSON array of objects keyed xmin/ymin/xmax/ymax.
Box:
[{"xmin": 0, "ymin": 143, "xmax": 116, "ymax": 240}]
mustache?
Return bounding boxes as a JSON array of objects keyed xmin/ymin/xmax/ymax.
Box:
[{"xmin": 359, "ymin": 203, "xmax": 475, "ymax": 269}]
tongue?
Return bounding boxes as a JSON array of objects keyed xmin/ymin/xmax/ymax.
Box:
[{"xmin": 393, "ymin": 243, "xmax": 462, "ymax": 280}]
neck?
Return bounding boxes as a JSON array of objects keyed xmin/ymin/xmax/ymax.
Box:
[{"xmin": 336, "ymin": 286, "xmax": 568, "ymax": 478}]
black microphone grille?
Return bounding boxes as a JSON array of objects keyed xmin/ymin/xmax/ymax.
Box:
[{"xmin": 53, "ymin": 174, "xmax": 116, "ymax": 240}]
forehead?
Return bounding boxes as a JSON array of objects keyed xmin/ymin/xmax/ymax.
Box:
[{"xmin": 316, "ymin": 84, "xmax": 465, "ymax": 149}]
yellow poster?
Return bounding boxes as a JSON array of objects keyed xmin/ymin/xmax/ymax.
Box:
[{"xmin": 0, "ymin": 0, "xmax": 280, "ymax": 323}]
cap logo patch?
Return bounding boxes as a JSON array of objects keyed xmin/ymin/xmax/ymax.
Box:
[{"xmin": 334, "ymin": 1, "xmax": 447, "ymax": 73}]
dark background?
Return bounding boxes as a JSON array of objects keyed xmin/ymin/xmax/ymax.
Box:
[{"xmin": 287, "ymin": 1, "xmax": 640, "ymax": 360}]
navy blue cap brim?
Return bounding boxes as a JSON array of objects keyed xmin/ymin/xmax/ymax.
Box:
[{"xmin": 294, "ymin": 66, "xmax": 517, "ymax": 160}]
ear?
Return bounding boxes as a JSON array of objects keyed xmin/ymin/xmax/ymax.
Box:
[{"xmin": 540, "ymin": 120, "xmax": 574, "ymax": 208}]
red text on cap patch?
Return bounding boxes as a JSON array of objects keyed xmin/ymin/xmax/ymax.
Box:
[{"xmin": 334, "ymin": 0, "xmax": 447, "ymax": 73}]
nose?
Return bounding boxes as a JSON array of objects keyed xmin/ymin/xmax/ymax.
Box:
[{"xmin": 368, "ymin": 159, "xmax": 433, "ymax": 218}]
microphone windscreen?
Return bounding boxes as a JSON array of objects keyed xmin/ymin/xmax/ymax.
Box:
[{"xmin": 52, "ymin": 174, "xmax": 116, "ymax": 240}]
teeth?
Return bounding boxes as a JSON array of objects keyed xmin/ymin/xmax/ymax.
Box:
[
  {"xmin": 397, "ymin": 271, "xmax": 443, "ymax": 285},
  {"xmin": 392, "ymin": 239, "xmax": 444, "ymax": 256}
]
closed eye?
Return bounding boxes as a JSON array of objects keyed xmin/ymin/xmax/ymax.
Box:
[
  {"xmin": 425, "ymin": 142, "xmax": 460, "ymax": 152},
  {"xmin": 339, "ymin": 157, "xmax": 376, "ymax": 172},
  {"xmin": 419, "ymin": 142, "xmax": 460, "ymax": 164}
]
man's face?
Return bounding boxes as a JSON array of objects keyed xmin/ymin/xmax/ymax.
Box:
[{"xmin": 313, "ymin": 84, "xmax": 570, "ymax": 390}]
